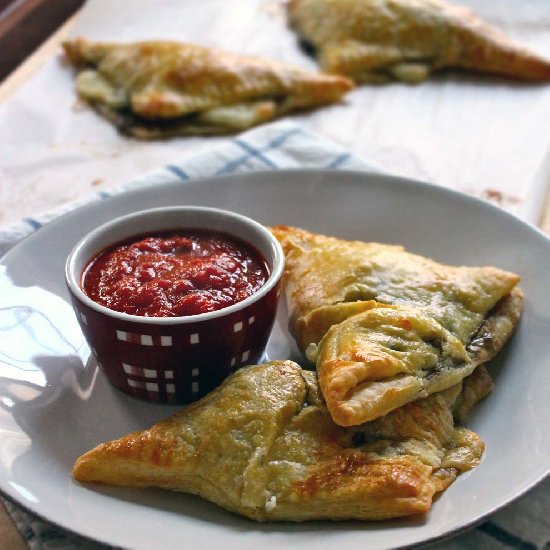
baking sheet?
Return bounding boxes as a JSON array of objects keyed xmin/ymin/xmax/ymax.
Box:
[{"xmin": 1, "ymin": 0, "xmax": 550, "ymax": 225}]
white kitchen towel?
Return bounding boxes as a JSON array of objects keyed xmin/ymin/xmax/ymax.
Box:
[{"xmin": 0, "ymin": 120, "xmax": 547, "ymax": 549}]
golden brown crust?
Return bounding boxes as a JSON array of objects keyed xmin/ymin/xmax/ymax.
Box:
[
  {"xmin": 314, "ymin": 302, "xmax": 475, "ymax": 425},
  {"xmin": 63, "ymin": 38, "xmax": 353, "ymax": 137},
  {"xmin": 73, "ymin": 361, "xmax": 483, "ymax": 521},
  {"xmin": 271, "ymin": 225, "xmax": 519, "ymax": 347},
  {"xmin": 288, "ymin": 0, "xmax": 550, "ymax": 83},
  {"xmin": 271, "ymin": 225, "xmax": 521, "ymax": 425}
]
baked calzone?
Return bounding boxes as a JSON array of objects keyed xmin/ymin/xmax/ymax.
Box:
[
  {"xmin": 272, "ymin": 226, "xmax": 522, "ymax": 426},
  {"xmin": 63, "ymin": 39, "xmax": 353, "ymax": 138},
  {"xmin": 288, "ymin": 0, "xmax": 550, "ymax": 83},
  {"xmin": 73, "ymin": 361, "xmax": 488, "ymax": 521}
]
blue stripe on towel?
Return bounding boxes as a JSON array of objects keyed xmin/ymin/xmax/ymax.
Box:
[
  {"xmin": 326, "ymin": 153, "xmax": 351, "ymax": 169},
  {"xmin": 39, "ymin": 530, "xmax": 67, "ymax": 542},
  {"xmin": 216, "ymin": 128, "xmax": 302, "ymax": 175},
  {"xmin": 265, "ymin": 127, "xmax": 302, "ymax": 149},
  {"xmin": 477, "ymin": 521, "xmax": 537, "ymax": 549},
  {"xmin": 234, "ymin": 139, "xmax": 278, "ymax": 169},
  {"xmin": 24, "ymin": 218, "xmax": 42, "ymax": 230},
  {"xmin": 166, "ymin": 165, "xmax": 190, "ymax": 181}
]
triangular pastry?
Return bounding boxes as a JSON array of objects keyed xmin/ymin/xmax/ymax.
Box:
[
  {"xmin": 272, "ymin": 226, "xmax": 522, "ymax": 426},
  {"xmin": 73, "ymin": 361, "xmax": 487, "ymax": 521},
  {"xmin": 288, "ymin": 0, "xmax": 550, "ymax": 83},
  {"xmin": 63, "ymin": 39, "xmax": 353, "ymax": 138}
]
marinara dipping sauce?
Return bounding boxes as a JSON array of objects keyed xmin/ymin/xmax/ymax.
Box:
[{"xmin": 82, "ymin": 230, "xmax": 270, "ymax": 317}]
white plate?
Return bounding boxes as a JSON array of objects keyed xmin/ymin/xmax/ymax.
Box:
[{"xmin": 0, "ymin": 170, "xmax": 548, "ymax": 549}]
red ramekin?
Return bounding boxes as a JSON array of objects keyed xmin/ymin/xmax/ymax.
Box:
[{"xmin": 65, "ymin": 206, "xmax": 283, "ymax": 403}]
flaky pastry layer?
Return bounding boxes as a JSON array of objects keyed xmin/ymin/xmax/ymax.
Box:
[
  {"xmin": 64, "ymin": 39, "xmax": 353, "ymax": 138},
  {"xmin": 73, "ymin": 361, "xmax": 485, "ymax": 521},
  {"xmin": 288, "ymin": 0, "xmax": 550, "ymax": 83},
  {"xmin": 272, "ymin": 225, "xmax": 521, "ymax": 425}
]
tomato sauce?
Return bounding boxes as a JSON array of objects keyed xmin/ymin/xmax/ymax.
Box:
[{"xmin": 82, "ymin": 230, "xmax": 269, "ymax": 317}]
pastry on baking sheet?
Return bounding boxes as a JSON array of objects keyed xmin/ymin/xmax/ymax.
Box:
[
  {"xmin": 63, "ymin": 38, "xmax": 353, "ymax": 138},
  {"xmin": 271, "ymin": 226, "xmax": 522, "ymax": 426},
  {"xmin": 73, "ymin": 361, "xmax": 486, "ymax": 521},
  {"xmin": 288, "ymin": 0, "xmax": 550, "ymax": 83}
]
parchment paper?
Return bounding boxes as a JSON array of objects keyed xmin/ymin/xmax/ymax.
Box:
[{"xmin": 1, "ymin": 0, "xmax": 549, "ymax": 225}]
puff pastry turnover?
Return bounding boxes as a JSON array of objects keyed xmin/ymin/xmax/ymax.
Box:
[
  {"xmin": 63, "ymin": 38, "xmax": 353, "ymax": 138},
  {"xmin": 272, "ymin": 226, "xmax": 522, "ymax": 426},
  {"xmin": 73, "ymin": 361, "xmax": 487, "ymax": 521},
  {"xmin": 288, "ymin": 0, "xmax": 550, "ymax": 83}
]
